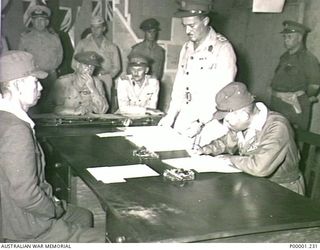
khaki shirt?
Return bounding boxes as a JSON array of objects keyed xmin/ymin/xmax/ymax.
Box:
[
  {"xmin": 130, "ymin": 41, "xmax": 165, "ymax": 80},
  {"xmin": 54, "ymin": 73, "xmax": 109, "ymax": 115},
  {"xmin": 72, "ymin": 34, "xmax": 121, "ymax": 78},
  {"xmin": 201, "ymin": 104, "xmax": 301, "ymax": 185},
  {"xmin": 18, "ymin": 29, "xmax": 63, "ymax": 73},
  {"xmin": 166, "ymin": 27, "xmax": 237, "ymax": 134},
  {"xmin": 116, "ymin": 74, "xmax": 159, "ymax": 115},
  {"xmin": 271, "ymin": 47, "xmax": 320, "ymax": 92}
]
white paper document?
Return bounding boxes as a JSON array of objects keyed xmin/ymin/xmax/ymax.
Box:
[
  {"xmin": 124, "ymin": 126, "xmax": 193, "ymax": 151},
  {"xmin": 87, "ymin": 164, "xmax": 160, "ymax": 184},
  {"xmin": 96, "ymin": 126, "xmax": 193, "ymax": 151},
  {"xmin": 162, "ymin": 155, "xmax": 242, "ymax": 173},
  {"xmin": 96, "ymin": 131, "xmax": 133, "ymax": 138}
]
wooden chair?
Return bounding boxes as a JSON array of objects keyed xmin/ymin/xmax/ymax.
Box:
[{"xmin": 295, "ymin": 128, "xmax": 320, "ymax": 200}]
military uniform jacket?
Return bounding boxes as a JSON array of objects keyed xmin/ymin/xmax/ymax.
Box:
[
  {"xmin": 201, "ymin": 106, "xmax": 301, "ymax": 185},
  {"xmin": 18, "ymin": 29, "xmax": 63, "ymax": 73},
  {"xmin": 72, "ymin": 34, "xmax": 121, "ymax": 78},
  {"xmin": 130, "ymin": 41, "xmax": 165, "ymax": 80},
  {"xmin": 271, "ymin": 47, "xmax": 320, "ymax": 92},
  {"xmin": 54, "ymin": 73, "xmax": 109, "ymax": 115},
  {"xmin": 0, "ymin": 111, "xmax": 58, "ymax": 240},
  {"xmin": 166, "ymin": 27, "xmax": 237, "ymax": 134},
  {"xmin": 116, "ymin": 74, "xmax": 159, "ymax": 115}
]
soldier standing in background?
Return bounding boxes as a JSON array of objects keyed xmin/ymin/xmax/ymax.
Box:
[
  {"xmin": 18, "ymin": 4, "xmax": 63, "ymax": 113},
  {"xmin": 130, "ymin": 18, "xmax": 165, "ymax": 80},
  {"xmin": 270, "ymin": 20, "xmax": 320, "ymax": 131},
  {"xmin": 72, "ymin": 15, "xmax": 121, "ymax": 113}
]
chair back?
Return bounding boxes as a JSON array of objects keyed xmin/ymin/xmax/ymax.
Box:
[{"xmin": 295, "ymin": 128, "xmax": 320, "ymax": 200}]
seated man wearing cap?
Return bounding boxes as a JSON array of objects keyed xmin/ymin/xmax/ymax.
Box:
[
  {"xmin": 116, "ymin": 53, "xmax": 161, "ymax": 116},
  {"xmin": 0, "ymin": 51, "xmax": 105, "ymax": 242},
  {"xmin": 195, "ymin": 82, "xmax": 305, "ymax": 195},
  {"xmin": 18, "ymin": 4, "xmax": 63, "ymax": 113},
  {"xmin": 130, "ymin": 18, "xmax": 165, "ymax": 80},
  {"xmin": 72, "ymin": 15, "xmax": 121, "ymax": 113},
  {"xmin": 54, "ymin": 51, "xmax": 109, "ymax": 115},
  {"xmin": 270, "ymin": 20, "xmax": 320, "ymax": 131}
]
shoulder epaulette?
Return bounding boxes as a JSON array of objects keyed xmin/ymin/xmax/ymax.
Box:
[
  {"xmin": 148, "ymin": 75, "xmax": 157, "ymax": 80},
  {"xmin": 120, "ymin": 75, "xmax": 130, "ymax": 81},
  {"xmin": 216, "ymin": 33, "xmax": 228, "ymax": 42},
  {"xmin": 58, "ymin": 73, "xmax": 74, "ymax": 81},
  {"xmin": 21, "ymin": 29, "xmax": 32, "ymax": 36},
  {"xmin": 48, "ymin": 28, "xmax": 58, "ymax": 35}
]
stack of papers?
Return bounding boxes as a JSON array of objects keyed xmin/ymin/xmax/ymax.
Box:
[
  {"xmin": 87, "ymin": 164, "xmax": 159, "ymax": 184},
  {"xmin": 162, "ymin": 155, "xmax": 242, "ymax": 173}
]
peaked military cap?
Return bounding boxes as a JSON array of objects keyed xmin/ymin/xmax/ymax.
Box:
[
  {"xmin": 127, "ymin": 53, "xmax": 149, "ymax": 67},
  {"xmin": 74, "ymin": 51, "xmax": 103, "ymax": 67},
  {"xmin": 140, "ymin": 18, "xmax": 161, "ymax": 31},
  {"xmin": 0, "ymin": 51, "xmax": 47, "ymax": 82},
  {"xmin": 28, "ymin": 4, "xmax": 51, "ymax": 18},
  {"xmin": 213, "ymin": 82, "xmax": 255, "ymax": 120},
  {"xmin": 281, "ymin": 20, "xmax": 311, "ymax": 34},
  {"xmin": 91, "ymin": 15, "xmax": 105, "ymax": 26},
  {"xmin": 174, "ymin": 0, "xmax": 213, "ymax": 18}
]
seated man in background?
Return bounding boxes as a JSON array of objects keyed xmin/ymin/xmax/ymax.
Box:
[
  {"xmin": 54, "ymin": 51, "xmax": 109, "ymax": 115},
  {"xmin": 116, "ymin": 53, "xmax": 161, "ymax": 116},
  {"xmin": 195, "ymin": 82, "xmax": 305, "ymax": 195},
  {"xmin": 0, "ymin": 51, "xmax": 105, "ymax": 242}
]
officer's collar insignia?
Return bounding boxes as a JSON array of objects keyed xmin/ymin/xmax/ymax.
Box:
[{"xmin": 208, "ymin": 45, "xmax": 213, "ymax": 52}]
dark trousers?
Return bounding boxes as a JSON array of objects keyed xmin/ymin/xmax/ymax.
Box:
[{"xmin": 5, "ymin": 204, "xmax": 105, "ymax": 243}]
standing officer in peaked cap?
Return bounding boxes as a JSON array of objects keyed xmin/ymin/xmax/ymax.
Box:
[
  {"xmin": 270, "ymin": 20, "xmax": 320, "ymax": 131},
  {"xmin": 18, "ymin": 4, "xmax": 63, "ymax": 114},
  {"xmin": 54, "ymin": 51, "xmax": 109, "ymax": 115},
  {"xmin": 130, "ymin": 18, "xmax": 165, "ymax": 80},
  {"xmin": 116, "ymin": 52, "xmax": 161, "ymax": 115},
  {"xmin": 159, "ymin": 0, "xmax": 237, "ymax": 146},
  {"xmin": 72, "ymin": 15, "xmax": 121, "ymax": 113},
  {"xmin": 0, "ymin": 51, "xmax": 105, "ymax": 242}
]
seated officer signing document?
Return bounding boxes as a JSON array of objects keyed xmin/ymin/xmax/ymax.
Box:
[
  {"xmin": 195, "ymin": 82, "xmax": 305, "ymax": 195},
  {"xmin": 0, "ymin": 51, "xmax": 105, "ymax": 242}
]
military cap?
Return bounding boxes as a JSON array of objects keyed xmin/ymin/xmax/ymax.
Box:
[
  {"xmin": 91, "ymin": 15, "xmax": 105, "ymax": 26},
  {"xmin": 0, "ymin": 51, "xmax": 47, "ymax": 82},
  {"xmin": 213, "ymin": 82, "xmax": 255, "ymax": 120},
  {"xmin": 74, "ymin": 51, "xmax": 103, "ymax": 67},
  {"xmin": 140, "ymin": 18, "xmax": 161, "ymax": 31},
  {"xmin": 174, "ymin": 0, "xmax": 213, "ymax": 18},
  {"xmin": 127, "ymin": 53, "xmax": 149, "ymax": 67},
  {"xmin": 281, "ymin": 20, "xmax": 311, "ymax": 34},
  {"xmin": 28, "ymin": 4, "xmax": 51, "ymax": 18}
]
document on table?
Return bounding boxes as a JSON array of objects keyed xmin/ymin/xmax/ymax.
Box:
[
  {"xmin": 162, "ymin": 155, "xmax": 242, "ymax": 173},
  {"xmin": 96, "ymin": 126, "xmax": 193, "ymax": 151},
  {"xmin": 96, "ymin": 131, "xmax": 133, "ymax": 138},
  {"xmin": 87, "ymin": 164, "xmax": 160, "ymax": 184}
]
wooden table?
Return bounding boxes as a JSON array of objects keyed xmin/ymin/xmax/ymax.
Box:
[{"xmin": 42, "ymin": 134, "xmax": 320, "ymax": 243}]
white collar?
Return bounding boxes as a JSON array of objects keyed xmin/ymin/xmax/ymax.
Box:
[
  {"xmin": 0, "ymin": 98, "xmax": 35, "ymax": 130},
  {"xmin": 248, "ymin": 102, "xmax": 268, "ymax": 131}
]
